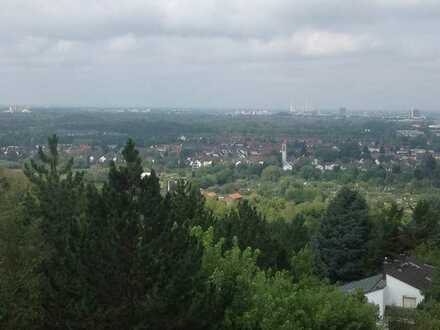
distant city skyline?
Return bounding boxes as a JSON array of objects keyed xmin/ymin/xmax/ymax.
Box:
[
  {"xmin": 1, "ymin": 1, "xmax": 440, "ymax": 110},
  {"xmin": 1, "ymin": 104, "xmax": 431, "ymax": 117}
]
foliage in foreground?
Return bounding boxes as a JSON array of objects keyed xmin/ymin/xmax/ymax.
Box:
[
  {"xmin": 195, "ymin": 227, "xmax": 378, "ymax": 330},
  {"xmin": 5, "ymin": 134, "xmax": 440, "ymax": 328}
]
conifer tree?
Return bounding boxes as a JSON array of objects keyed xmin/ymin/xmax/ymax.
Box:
[
  {"xmin": 81, "ymin": 138, "xmax": 158, "ymax": 327},
  {"xmin": 83, "ymin": 139, "xmax": 208, "ymax": 329},
  {"xmin": 314, "ymin": 187, "xmax": 371, "ymax": 282},
  {"xmin": 0, "ymin": 172, "xmax": 43, "ymax": 329},
  {"xmin": 23, "ymin": 135, "xmax": 86, "ymax": 328}
]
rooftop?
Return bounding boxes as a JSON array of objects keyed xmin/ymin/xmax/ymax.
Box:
[
  {"xmin": 340, "ymin": 274, "xmax": 386, "ymax": 294},
  {"xmin": 340, "ymin": 256, "xmax": 436, "ymax": 294},
  {"xmin": 385, "ymin": 256, "xmax": 435, "ymax": 292}
]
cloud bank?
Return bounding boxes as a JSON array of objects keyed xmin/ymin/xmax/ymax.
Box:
[{"xmin": 1, "ymin": 0, "xmax": 440, "ymax": 109}]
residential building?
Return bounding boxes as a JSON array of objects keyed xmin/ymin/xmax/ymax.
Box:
[{"xmin": 340, "ymin": 256, "xmax": 434, "ymax": 319}]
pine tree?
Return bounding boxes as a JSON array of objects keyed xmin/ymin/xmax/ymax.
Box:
[
  {"xmin": 0, "ymin": 171, "xmax": 44, "ymax": 329},
  {"xmin": 82, "ymin": 139, "xmax": 208, "ymax": 329},
  {"xmin": 81, "ymin": 139, "xmax": 157, "ymax": 327},
  {"xmin": 23, "ymin": 135, "xmax": 86, "ymax": 328},
  {"xmin": 314, "ymin": 187, "xmax": 371, "ymax": 282}
]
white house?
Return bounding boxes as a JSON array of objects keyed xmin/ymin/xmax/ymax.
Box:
[{"xmin": 340, "ymin": 256, "xmax": 434, "ymax": 318}]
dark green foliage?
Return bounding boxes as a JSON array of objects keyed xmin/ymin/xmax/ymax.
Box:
[
  {"xmin": 407, "ymin": 198, "xmax": 440, "ymax": 248},
  {"xmin": 290, "ymin": 244, "xmax": 316, "ymax": 281},
  {"xmin": 415, "ymin": 301, "xmax": 440, "ymax": 329},
  {"xmin": 300, "ymin": 165, "xmax": 322, "ymax": 181},
  {"xmin": 340, "ymin": 141, "xmax": 361, "ymax": 162},
  {"xmin": 414, "ymin": 167, "xmax": 424, "ymax": 181},
  {"xmin": 314, "ymin": 187, "xmax": 371, "ymax": 282},
  {"xmin": 213, "ymin": 200, "xmax": 310, "ymax": 271},
  {"xmin": 0, "ymin": 173, "xmax": 43, "ymax": 330},
  {"xmin": 270, "ymin": 215, "xmax": 310, "ymax": 270},
  {"xmin": 0, "ymin": 136, "xmax": 384, "ymax": 329},
  {"xmin": 361, "ymin": 146, "xmax": 372, "ymax": 160},
  {"xmin": 413, "ymin": 252, "xmax": 440, "ymax": 329},
  {"xmin": 214, "ymin": 200, "xmax": 279, "ymax": 269},
  {"xmin": 369, "ymin": 202, "xmax": 405, "ymax": 267},
  {"xmin": 261, "ymin": 165, "xmax": 282, "ymax": 182},
  {"xmin": 414, "ymin": 153, "xmax": 439, "ymax": 182},
  {"xmin": 392, "ymin": 164, "xmax": 401, "ymax": 174},
  {"xmin": 386, "ymin": 302, "xmax": 440, "ymax": 330},
  {"xmin": 381, "ymin": 202, "xmax": 404, "ymax": 253},
  {"xmin": 23, "ymin": 135, "xmax": 86, "ymax": 328},
  {"xmin": 315, "ymin": 145, "xmax": 339, "ymax": 163},
  {"xmin": 196, "ymin": 228, "xmax": 378, "ymax": 330},
  {"xmin": 81, "ymin": 139, "xmax": 209, "ymax": 329},
  {"xmin": 17, "ymin": 137, "xmax": 214, "ymax": 329},
  {"xmin": 422, "ymin": 153, "xmax": 437, "ymax": 178}
]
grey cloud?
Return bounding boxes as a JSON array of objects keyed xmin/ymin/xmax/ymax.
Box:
[
  {"xmin": 1, "ymin": 0, "xmax": 440, "ymax": 109},
  {"xmin": 3, "ymin": 0, "xmax": 440, "ymax": 40}
]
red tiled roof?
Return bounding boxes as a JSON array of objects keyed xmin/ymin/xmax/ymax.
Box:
[{"xmin": 227, "ymin": 192, "xmax": 242, "ymax": 200}]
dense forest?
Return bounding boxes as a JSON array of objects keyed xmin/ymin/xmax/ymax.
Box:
[
  {"xmin": 1, "ymin": 135, "xmax": 440, "ymax": 329},
  {"xmin": 0, "ymin": 109, "xmax": 418, "ymax": 147}
]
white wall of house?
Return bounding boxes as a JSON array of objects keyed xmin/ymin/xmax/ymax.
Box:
[
  {"xmin": 384, "ymin": 275, "xmax": 424, "ymax": 308},
  {"xmin": 365, "ymin": 289, "xmax": 385, "ymax": 318}
]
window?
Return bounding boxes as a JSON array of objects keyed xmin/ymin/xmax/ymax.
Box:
[{"xmin": 402, "ymin": 296, "xmax": 417, "ymax": 308}]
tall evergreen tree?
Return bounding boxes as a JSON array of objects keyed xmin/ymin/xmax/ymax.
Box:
[
  {"xmin": 23, "ymin": 135, "xmax": 86, "ymax": 328},
  {"xmin": 314, "ymin": 187, "xmax": 371, "ymax": 282},
  {"xmin": 0, "ymin": 172, "xmax": 43, "ymax": 330},
  {"xmin": 82, "ymin": 139, "xmax": 209, "ymax": 329}
]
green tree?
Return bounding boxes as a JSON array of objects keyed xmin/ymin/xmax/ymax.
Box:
[
  {"xmin": 408, "ymin": 198, "xmax": 440, "ymax": 248},
  {"xmin": 340, "ymin": 141, "xmax": 361, "ymax": 161},
  {"xmin": 261, "ymin": 165, "xmax": 282, "ymax": 182},
  {"xmin": 290, "ymin": 244, "xmax": 316, "ymax": 282},
  {"xmin": 422, "ymin": 153, "xmax": 437, "ymax": 178},
  {"xmin": 270, "ymin": 215, "xmax": 310, "ymax": 270},
  {"xmin": 215, "ymin": 200, "xmax": 278, "ymax": 269},
  {"xmin": 378, "ymin": 202, "xmax": 404, "ymax": 256},
  {"xmin": 367, "ymin": 202, "xmax": 404, "ymax": 272},
  {"xmin": 315, "ymin": 146, "xmax": 339, "ymax": 163},
  {"xmin": 23, "ymin": 135, "xmax": 86, "ymax": 328},
  {"xmin": 361, "ymin": 146, "xmax": 372, "ymax": 160},
  {"xmin": 300, "ymin": 165, "xmax": 321, "ymax": 181},
  {"xmin": 314, "ymin": 187, "xmax": 371, "ymax": 282},
  {"xmin": 414, "ymin": 301, "xmax": 440, "ymax": 329},
  {"xmin": 83, "ymin": 139, "xmax": 209, "ymax": 329},
  {"xmin": 0, "ymin": 172, "xmax": 43, "ymax": 330},
  {"xmin": 195, "ymin": 227, "xmax": 378, "ymax": 330}
]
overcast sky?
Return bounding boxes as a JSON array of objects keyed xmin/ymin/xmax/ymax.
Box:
[{"xmin": 1, "ymin": 0, "xmax": 440, "ymax": 110}]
